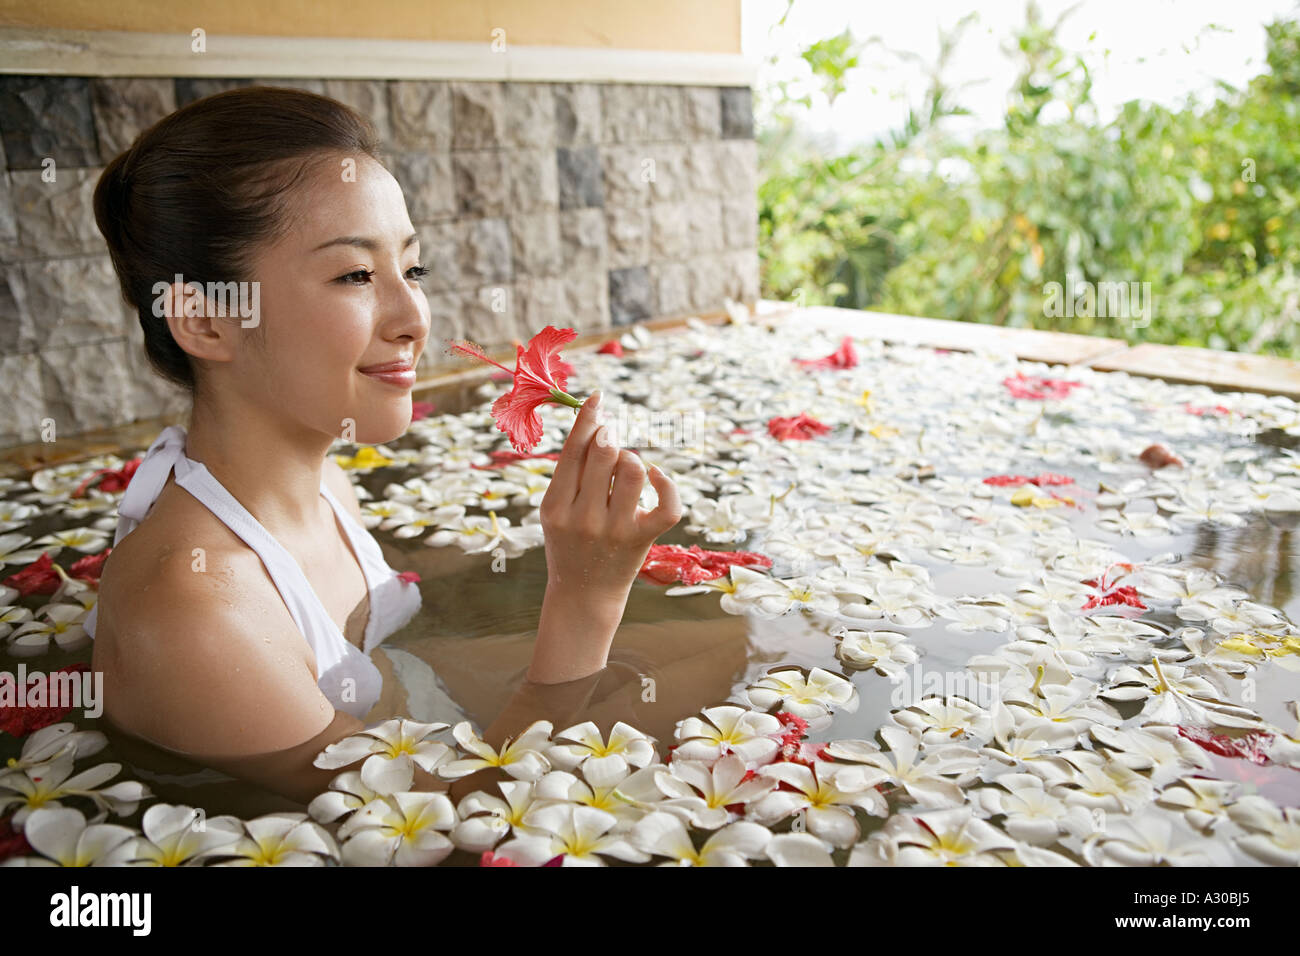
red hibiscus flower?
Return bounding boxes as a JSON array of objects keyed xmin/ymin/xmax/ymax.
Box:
[
  {"xmin": 1002, "ymin": 372, "xmax": 1085, "ymax": 401},
  {"xmin": 70, "ymin": 458, "xmax": 142, "ymax": 498},
  {"xmin": 1183, "ymin": 403, "xmax": 1230, "ymax": 417},
  {"xmin": 0, "ymin": 815, "xmax": 31, "ymax": 864},
  {"xmin": 2, "ymin": 551, "xmax": 62, "ymax": 597},
  {"xmin": 0, "ymin": 662, "xmax": 90, "ymax": 738},
  {"xmin": 767, "ymin": 412, "xmax": 832, "ymax": 441},
  {"xmin": 793, "ymin": 335, "xmax": 858, "ymax": 370},
  {"xmin": 68, "ymin": 548, "xmax": 111, "ymax": 587},
  {"xmin": 983, "ymin": 472, "xmax": 1076, "ymax": 487},
  {"xmin": 447, "ymin": 326, "xmax": 585, "ymax": 455},
  {"xmin": 597, "ymin": 340, "xmax": 625, "ymax": 357},
  {"xmin": 1178, "ymin": 725, "xmax": 1274, "ymax": 765},
  {"xmin": 411, "ymin": 400, "xmax": 437, "ymax": 420},
  {"xmin": 638, "ymin": 543, "xmax": 773, "ymax": 586}
]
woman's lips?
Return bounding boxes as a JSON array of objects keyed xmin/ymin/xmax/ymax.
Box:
[{"xmin": 360, "ymin": 367, "xmax": 416, "ymax": 387}]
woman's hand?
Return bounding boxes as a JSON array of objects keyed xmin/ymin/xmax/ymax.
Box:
[{"xmin": 526, "ymin": 388, "xmax": 682, "ymax": 683}]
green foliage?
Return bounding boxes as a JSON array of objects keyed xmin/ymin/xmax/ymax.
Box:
[{"xmin": 757, "ymin": 3, "xmax": 1300, "ymax": 356}]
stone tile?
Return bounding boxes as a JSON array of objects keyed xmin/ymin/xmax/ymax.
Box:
[
  {"xmin": 0, "ymin": 253, "xmax": 32, "ymax": 352},
  {"xmin": 453, "ymin": 150, "xmax": 507, "ymax": 218},
  {"xmin": 451, "ymin": 81, "xmax": 505, "ymax": 150},
  {"xmin": 687, "ymin": 256, "xmax": 725, "ymax": 313},
  {"xmin": 462, "ymin": 283, "xmax": 520, "ymax": 346},
  {"xmin": 645, "ymin": 84, "xmax": 685, "ymax": 143},
  {"xmin": 414, "ymin": 221, "xmax": 460, "ymax": 293},
  {"xmin": 645, "ymin": 144, "xmax": 687, "ymax": 203},
  {"xmin": 563, "ymin": 270, "xmax": 610, "ymax": 332},
  {"xmin": 0, "ymin": 76, "xmax": 99, "ymax": 170},
  {"xmin": 38, "ymin": 338, "xmax": 135, "ymax": 434},
  {"xmin": 604, "ymin": 205, "xmax": 650, "ymax": 270},
  {"xmin": 650, "ymin": 202, "xmax": 691, "ymax": 260},
  {"xmin": 90, "ymin": 78, "xmax": 176, "ymax": 162},
  {"xmin": 721, "ymin": 192, "xmax": 758, "ymax": 250},
  {"xmin": 1088, "ymin": 343, "xmax": 1300, "ymax": 400},
  {"xmin": 559, "ymin": 208, "xmax": 606, "ymax": 273},
  {"xmin": 0, "ymin": 352, "xmax": 43, "ymax": 447},
  {"xmin": 513, "ymin": 275, "xmax": 565, "ymax": 330},
  {"xmin": 718, "ymin": 139, "xmax": 757, "ymax": 195},
  {"xmin": 682, "ymin": 87, "xmax": 723, "ymax": 140},
  {"xmin": 458, "ymin": 217, "xmax": 512, "ymax": 286},
  {"xmin": 599, "ymin": 144, "xmax": 652, "ymax": 208},
  {"xmin": 250, "ymin": 78, "xmax": 327, "ymax": 97},
  {"xmin": 503, "ymin": 148, "xmax": 558, "ymax": 214},
  {"xmin": 125, "ymin": 304, "xmax": 189, "ymax": 422},
  {"xmin": 557, "ymin": 145, "xmax": 603, "ymax": 209},
  {"xmin": 720, "ymin": 86, "xmax": 754, "ymax": 139},
  {"xmin": 174, "ymin": 78, "xmax": 250, "ymax": 108},
  {"xmin": 601, "ymin": 84, "xmax": 653, "ymax": 144},
  {"xmin": 723, "ymin": 249, "xmax": 760, "ymax": 303},
  {"xmin": 320, "ymin": 79, "xmax": 393, "ymax": 143},
  {"xmin": 389, "ymin": 80, "xmax": 452, "ymax": 151},
  {"xmin": 0, "ymin": 167, "xmax": 14, "ymax": 244},
  {"xmin": 21, "ymin": 256, "xmax": 127, "ymax": 350},
  {"xmin": 504, "ymin": 83, "xmax": 556, "ymax": 149},
  {"xmin": 420, "ymin": 288, "xmax": 465, "ymax": 359},
  {"xmin": 389, "ymin": 150, "xmax": 456, "ymax": 223},
  {"xmin": 509, "ymin": 212, "xmax": 562, "ymax": 278},
  {"xmin": 609, "ymin": 265, "xmax": 653, "ymax": 326},
  {"xmin": 686, "ymin": 195, "xmax": 724, "ymax": 256},
  {"xmin": 651, "ymin": 261, "xmax": 691, "ymax": 317},
  {"xmin": 4, "ymin": 167, "xmax": 106, "ymax": 259},
  {"xmin": 554, "ymin": 83, "xmax": 601, "ymax": 148},
  {"xmin": 685, "ymin": 141, "xmax": 726, "ymax": 195}
]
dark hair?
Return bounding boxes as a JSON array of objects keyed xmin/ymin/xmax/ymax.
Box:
[{"xmin": 93, "ymin": 85, "xmax": 383, "ymax": 395}]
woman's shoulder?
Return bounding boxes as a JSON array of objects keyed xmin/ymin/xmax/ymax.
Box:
[{"xmin": 93, "ymin": 480, "xmax": 289, "ymax": 658}]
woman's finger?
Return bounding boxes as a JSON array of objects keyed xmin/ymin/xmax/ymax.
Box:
[
  {"xmin": 548, "ymin": 389, "xmax": 603, "ymax": 505},
  {"xmin": 573, "ymin": 418, "xmax": 623, "ymax": 522},
  {"xmin": 635, "ymin": 463, "xmax": 683, "ymax": 538},
  {"xmin": 607, "ymin": 449, "xmax": 648, "ymax": 523}
]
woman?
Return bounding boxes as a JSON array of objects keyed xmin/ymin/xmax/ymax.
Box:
[{"xmin": 86, "ymin": 85, "xmax": 682, "ymax": 810}]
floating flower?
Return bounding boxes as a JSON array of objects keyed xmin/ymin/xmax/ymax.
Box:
[
  {"xmin": 638, "ymin": 543, "xmax": 773, "ymax": 586},
  {"xmin": 448, "ymin": 326, "xmax": 583, "ymax": 454},
  {"xmin": 440, "ymin": 720, "xmax": 553, "ymax": 781},
  {"xmin": 631, "ymin": 811, "xmax": 771, "ymax": 866},
  {"xmin": 336, "ymin": 792, "xmax": 456, "ymax": 866},
  {"xmin": 793, "ymin": 336, "xmax": 858, "ymax": 370},
  {"xmin": 2, "ymin": 806, "xmax": 137, "ymax": 867},
  {"xmin": 767, "ymin": 412, "xmax": 832, "ymax": 441},
  {"xmin": 1002, "ymin": 371, "xmax": 1084, "ymax": 401}
]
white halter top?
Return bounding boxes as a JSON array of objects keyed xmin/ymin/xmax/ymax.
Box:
[{"xmin": 83, "ymin": 424, "xmax": 422, "ymax": 720}]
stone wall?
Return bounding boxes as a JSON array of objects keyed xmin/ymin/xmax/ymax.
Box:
[{"xmin": 0, "ymin": 75, "xmax": 758, "ymax": 448}]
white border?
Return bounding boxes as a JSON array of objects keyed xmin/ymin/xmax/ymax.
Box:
[{"xmin": 0, "ymin": 26, "xmax": 757, "ymax": 86}]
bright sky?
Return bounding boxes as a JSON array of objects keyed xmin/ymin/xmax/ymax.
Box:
[{"xmin": 742, "ymin": 0, "xmax": 1300, "ymax": 147}]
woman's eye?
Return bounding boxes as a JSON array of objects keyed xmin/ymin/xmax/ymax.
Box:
[{"xmin": 336, "ymin": 266, "xmax": 429, "ymax": 285}]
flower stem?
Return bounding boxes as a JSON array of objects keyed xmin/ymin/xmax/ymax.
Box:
[{"xmin": 549, "ymin": 389, "xmax": 584, "ymax": 409}]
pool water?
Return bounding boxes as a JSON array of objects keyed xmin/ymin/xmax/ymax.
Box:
[{"xmin": 3, "ymin": 315, "xmax": 1299, "ymax": 867}]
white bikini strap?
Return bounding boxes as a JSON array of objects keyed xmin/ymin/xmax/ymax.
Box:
[{"xmin": 111, "ymin": 424, "xmax": 192, "ymax": 546}]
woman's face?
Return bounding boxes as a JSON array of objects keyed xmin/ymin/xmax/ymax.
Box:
[{"xmin": 237, "ymin": 153, "xmax": 430, "ymax": 447}]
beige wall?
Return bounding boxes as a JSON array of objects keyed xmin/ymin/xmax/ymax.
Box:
[{"xmin": 0, "ymin": 0, "xmax": 741, "ymax": 53}]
